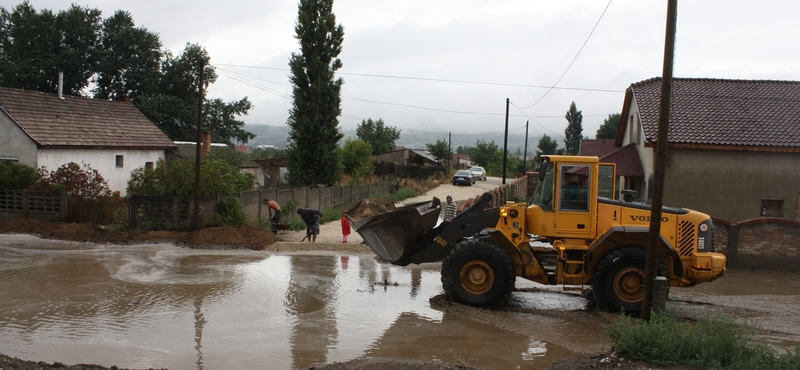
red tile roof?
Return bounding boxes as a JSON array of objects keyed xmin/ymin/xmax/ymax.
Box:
[
  {"xmin": 0, "ymin": 87, "xmax": 176, "ymax": 149},
  {"xmin": 621, "ymin": 78, "xmax": 800, "ymax": 151},
  {"xmin": 599, "ymin": 143, "xmax": 644, "ymax": 177},
  {"xmin": 579, "ymin": 139, "xmax": 616, "ymax": 157}
]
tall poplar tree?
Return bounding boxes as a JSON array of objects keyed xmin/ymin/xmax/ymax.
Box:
[
  {"xmin": 564, "ymin": 101, "xmax": 584, "ymax": 155},
  {"xmin": 286, "ymin": 0, "xmax": 345, "ymax": 187}
]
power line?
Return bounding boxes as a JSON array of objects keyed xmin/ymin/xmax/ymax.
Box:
[
  {"xmin": 218, "ymin": 67, "xmax": 611, "ymax": 120},
  {"xmin": 215, "ymin": 63, "xmax": 622, "ymax": 93},
  {"xmin": 517, "ymin": 0, "xmax": 615, "ymax": 109},
  {"xmin": 510, "ymin": 102, "xmax": 565, "ymax": 140}
]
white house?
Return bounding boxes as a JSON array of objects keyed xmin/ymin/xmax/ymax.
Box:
[{"xmin": 0, "ymin": 87, "xmax": 177, "ymax": 196}]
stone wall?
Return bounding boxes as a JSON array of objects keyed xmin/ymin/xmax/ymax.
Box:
[{"xmin": 713, "ymin": 217, "xmax": 800, "ymax": 271}]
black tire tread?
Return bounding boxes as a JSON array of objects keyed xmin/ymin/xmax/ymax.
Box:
[
  {"xmin": 591, "ymin": 246, "xmax": 669, "ymax": 314},
  {"xmin": 441, "ymin": 239, "xmax": 515, "ymax": 308}
]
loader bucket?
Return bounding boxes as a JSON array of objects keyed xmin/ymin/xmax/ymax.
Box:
[{"xmin": 349, "ymin": 197, "xmax": 441, "ymax": 263}]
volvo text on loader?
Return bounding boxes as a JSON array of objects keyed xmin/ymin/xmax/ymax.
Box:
[{"xmin": 350, "ymin": 155, "xmax": 726, "ymax": 314}]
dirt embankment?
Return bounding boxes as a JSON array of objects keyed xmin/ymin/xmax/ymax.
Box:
[{"xmin": 0, "ymin": 218, "xmax": 282, "ymax": 250}]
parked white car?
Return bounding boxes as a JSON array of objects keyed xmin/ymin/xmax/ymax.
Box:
[{"xmin": 469, "ymin": 166, "xmax": 487, "ymax": 181}]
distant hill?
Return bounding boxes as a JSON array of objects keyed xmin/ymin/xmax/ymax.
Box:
[{"xmin": 244, "ymin": 124, "xmax": 543, "ymax": 156}]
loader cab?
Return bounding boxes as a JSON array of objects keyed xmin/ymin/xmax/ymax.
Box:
[{"xmin": 529, "ymin": 156, "xmax": 614, "ymax": 238}]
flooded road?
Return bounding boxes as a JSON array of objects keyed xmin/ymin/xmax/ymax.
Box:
[
  {"xmin": 2, "ymin": 234, "xmax": 800, "ymax": 370},
  {"xmin": 0, "ymin": 234, "xmax": 603, "ymax": 370}
]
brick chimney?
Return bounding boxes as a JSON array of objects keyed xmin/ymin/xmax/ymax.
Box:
[
  {"xmin": 117, "ymin": 94, "xmax": 130, "ymax": 102},
  {"xmin": 202, "ymin": 131, "xmax": 211, "ymax": 157}
]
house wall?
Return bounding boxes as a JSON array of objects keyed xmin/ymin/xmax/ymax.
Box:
[
  {"xmin": 0, "ymin": 113, "xmax": 38, "ymax": 167},
  {"xmin": 664, "ymin": 149, "xmax": 800, "ymax": 223},
  {"xmin": 620, "ymin": 100, "xmax": 652, "ymax": 199},
  {"xmin": 38, "ymin": 148, "xmax": 166, "ymax": 196},
  {"xmin": 373, "ymin": 150, "xmax": 408, "ymax": 164}
]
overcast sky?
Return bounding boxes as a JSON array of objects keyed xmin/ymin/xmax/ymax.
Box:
[{"xmin": 22, "ymin": 0, "xmax": 800, "ymax": 143}]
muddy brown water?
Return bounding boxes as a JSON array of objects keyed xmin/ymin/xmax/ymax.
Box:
[
  {"xmin": 2, "ymin": 234, "xmax": 800, "ymax": 370},
  {"xmin": 0, "ymin": 234, "xmax": 598, "ymax": 370}
]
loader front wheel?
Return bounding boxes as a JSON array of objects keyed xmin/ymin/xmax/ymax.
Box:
[
  {"xmin": 592, "ymin": 246, "xmax": 668, "ymax": 315},
  {"xmin": 441, "ymin": 239, "xmax": 515, "ymax": 308}
]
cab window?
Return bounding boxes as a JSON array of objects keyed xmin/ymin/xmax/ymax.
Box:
[
  {"xmin": 530, "ymin": 161, "xmax": 554, "ymax": 210},
  {"xmin": 559, "ymin": 165, "xmax": 590, "ymax": 211}
]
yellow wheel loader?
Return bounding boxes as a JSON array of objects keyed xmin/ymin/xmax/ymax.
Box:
[{"xmin": 350, "ymin": 155, "xmax": 726, "ymax": 313}]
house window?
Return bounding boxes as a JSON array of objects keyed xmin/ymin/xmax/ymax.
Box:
[
  {"xmin": 115, "ymin": 155, "xmax": 124, "ymax": 168},
  {"xmin": 761, "ymin": 199, "xmax": 783, "ymax": 217},
  {"xmin": 145, "ymin": 162, "xmax": 154, "ymax": 170}
]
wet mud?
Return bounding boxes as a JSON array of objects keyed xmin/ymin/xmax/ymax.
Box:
[{"xmin": 2, "ymin": 214, "xmax": 800, "ymax": 370}]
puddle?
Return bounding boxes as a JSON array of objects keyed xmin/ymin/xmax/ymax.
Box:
[{"xmin": 0, "ymin": 235, "xmax": 604, "ymax": 369}]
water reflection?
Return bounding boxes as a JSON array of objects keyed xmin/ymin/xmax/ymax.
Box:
[
  {"xmin": 285, "ymin": 255, "xmax": 339, "ymax": 369},
  {"xmin": 0, "ymin": 235, "xmax": 598, "ymax": 370}
]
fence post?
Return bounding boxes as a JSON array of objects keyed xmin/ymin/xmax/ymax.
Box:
[{"xmin": 172, "ymin": 197, "xmax": 179, "ymax": 230}]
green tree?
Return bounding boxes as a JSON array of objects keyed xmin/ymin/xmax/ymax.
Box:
[
  {"xmin": 596, "ymin": 113, "xmax": 621, "ymax": 140},
  {"xmin": 534, "ymin": 134, "xmax": 564, "ymax": 166},
  {"xmin": 456, "ymin": 146, "xmax": 474, "ymax": 156},
  {"xmin": 564, "ymin": 101, "xmax": 584, "ymax": 155},
  {"xmin": 425, "ymin": 139, "xmax": 452, "ymax": 165},
  {"xmin": 356, "ymin": 118, "xmax": 400, "ymax": 155},
  {"xmin": 285, "ymin": 0, "xmax": 345, "ymax": 188},
  {"xmin": 340, "ymin": 139, "xmax": 374, "ymax": 183},
  {"xmin": 0, "ymin": 3, "xmax": 255, "ymax": 145},
  {"xmin": 0, "ymin": 2, "xmax": 101, "ymax": 95},
  {"xmin": 203, "ymin": 97, "xmax": 255, "ymax": 144},
  {"xmin": 471, "ymin": 140, "xmax": 502, "ymax": 173},
  {"xmin": 135, "ymin": 44, "xmax": 255, "ymax": 146},
  {"xmin": 0, "ymin": 161, "xmax": 37, "ymax": 190},
  {"xmin": 92, "ymin": 10, "xmax": 162, "ymax": 101},
  {"xmin": 127, "ymin": 156, "xmax": 253, "ymax": 200}
]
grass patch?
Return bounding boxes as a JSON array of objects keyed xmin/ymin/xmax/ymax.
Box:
[
  {"xmin": 370, "ymin": 186, "xmax": 420, "ymax": 203},
  {"xmin": 603, "ymin": 311, "xmax": 800, "ymax": 370}
]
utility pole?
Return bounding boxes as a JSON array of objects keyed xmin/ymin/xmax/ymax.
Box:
[
  {"xmin": 502, "ymin": 98, "xmax": 509, "ymax": 185},
  {"xmin": 193, "ymin": 60, "xmax": 205, "ymax": 231},
  {"xmin": 523, "ymin": 120, "xmax": 529, "ymax": 173},
  {"xmin": 448, "ymin": 132, "xmax": 452, "ymax": 171},
  {"xmin": 642, "ymin": 0, "xmax": 677, "ymax": 320}
]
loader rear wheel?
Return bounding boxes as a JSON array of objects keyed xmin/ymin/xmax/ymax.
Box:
[
  {"xmin": 592, "ymin": 246, "xmax": 668, "ymax": 315},
  {"xmin": 441, "ymin": 239, "xmax": 515, "ymax": 308}
]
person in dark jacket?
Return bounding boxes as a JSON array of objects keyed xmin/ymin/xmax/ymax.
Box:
[{"xmin": 297, "ymin": 207, "xmax": 323, "ymax": 242}]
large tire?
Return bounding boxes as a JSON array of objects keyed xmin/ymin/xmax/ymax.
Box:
[
  {"xmin": 591, "ymin": 246, "xmax": 668, "ymax": 315},
  {"xmin": 441, "ymin": 239, "xmax": 515, "ymax": 308}
]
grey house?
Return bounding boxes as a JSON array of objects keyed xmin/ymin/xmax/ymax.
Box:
[{"xmin": 615, "ymin": 77, "xmax": 800, "ymax": 223}]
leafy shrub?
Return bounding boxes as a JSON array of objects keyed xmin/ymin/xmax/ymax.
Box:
[
  {"xmin": 206, "ymin": 197, "xmax": 248, "ymax": 227},
  {"xmin": 340, "ymin": 139, "xmax": 375, "ymax": 184},
  {"xmin": 0, "ymin": 161, "xmax": 37, "ymax": 190},
  {"xmin": 33, "ymin": 162, "xmax": 110, "ymax": 196},
  {"xmin": 604, "ymin": 311, "xmax": 800, "ymax": 370},
  {"xmin": 128, "ymin": 157, "xmax": 254, "ymax": 199}
]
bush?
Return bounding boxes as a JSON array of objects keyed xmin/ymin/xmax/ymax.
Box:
[
  {"xmin": 206, "ymin": 197, "xmax": 248, "ymax": 227},
  {"xmin": 128, "ymin": 158, "xmax": 254, "ymax": 199},
  {"xmin": 604, "ymin": 311, "xmax": 800, "ymax": 370},
  {"xmin": 33, "ymin": 162, "xmax": 110, "ymax": 196},
  {"xmin": 0, "ymin": 161, "xmax": 37, "ymax": 190}
]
